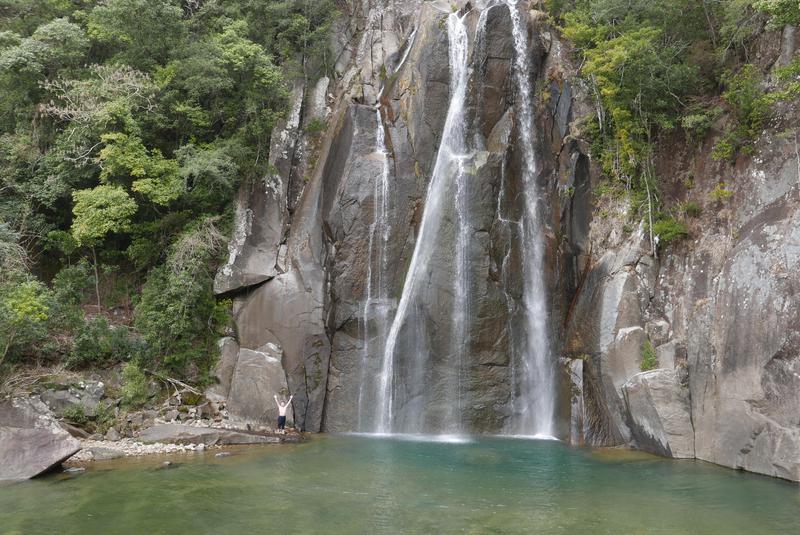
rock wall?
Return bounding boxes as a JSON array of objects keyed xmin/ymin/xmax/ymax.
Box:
[
  {"xmin": 214, "ymin": 0, "xmax": 577, "ymax": 434},
  {"xmin": 213, "ymin": 0, "xmax": 800, "ymax": 481},
  {"xmin": 562, "ymin": 27, "xmax": 800, "ymax": 481}
]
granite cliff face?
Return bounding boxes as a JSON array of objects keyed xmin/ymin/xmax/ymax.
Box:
[
  {"xmin": 563, "ymin": 98, "xmax": 800, "ymax": 481},
  {"xmin": 212, "ymin": 0, "xmax": 800, "ymax": 481}
]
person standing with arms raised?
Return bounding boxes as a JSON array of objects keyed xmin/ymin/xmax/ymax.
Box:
[{"xmin": 274, "ymin": 394, "xmax": 293, "ymax": 432}]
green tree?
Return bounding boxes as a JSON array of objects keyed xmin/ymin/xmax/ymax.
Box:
[
  {"xmin": 0, "ymin": 279, "xmax": 51, "ymax": 366},
  {"xmin": 98, "ymin": 133, "xmax": 182, "ymax": 206},
  {"xmin": 176, "ymin": 143, "xmax": 239, "ymax": 208},
  {"xmin": 0, "ymin": 0, "xmax": 338, "ymax": 382},
  {"xmin": 87, "ymin": 0, "xmax": 186, "ymax": 69},
  {"xmin": 0, "ymin": 17, "xmax": 88, "ymax": 75},
  {"xmin": 754, "ymin": 0, "xmax": 800, "ymax": 26},
  {"xmin": 71, "ymin": 184, "xmax": 137, "ymax": 306},
  {"xmin": 0, "ymin": 1, "xmax": 76, "ymax": 34},
  {"xmin": 158, "ymin": 20, "xmax": 289, "ymax": 149},
  {"xmin": 134, "ymin": 217, "xmax": 228, "ymax": 375},
  {"xmin": 71, "ymin": 184, "xmax": 137, "ymax": 245},
  {"xmin": 565, "ymin": 17, "xmax": 700, "ymax": 183}
]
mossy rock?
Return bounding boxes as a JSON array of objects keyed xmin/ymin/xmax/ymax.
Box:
[{"xmin": 182, "ymin": 392, "xmax": 205, "ymax": 405}]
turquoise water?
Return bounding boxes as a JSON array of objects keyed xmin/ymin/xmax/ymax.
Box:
[{"xmin": 1, "ymin": 435, "xmax": 798, "ymax": 534}]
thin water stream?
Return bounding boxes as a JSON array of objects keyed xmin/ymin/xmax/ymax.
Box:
[
  {"xmin": 504, "ymin": 0, "xmax": 557, "ymax": 437},
  {"xmin": 357, "ymin": 106, "xmax": 393, "ymax": 431}
]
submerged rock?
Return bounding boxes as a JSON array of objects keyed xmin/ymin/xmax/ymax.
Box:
[
  {"xmin": 63, "ymin": 466, "xmax": 85, "ymax": 473},
  {"xmin": 87, "ymin": 446, "xmax": 124, "ymax": 461},
  {"xmin": 0, "ymin": 397, "xmax": 81, "ymax": 480}
]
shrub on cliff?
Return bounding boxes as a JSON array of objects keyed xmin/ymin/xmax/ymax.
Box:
[
  {"xmin": 652, "ymin": 216, "xmax": 689, "ymax": 245},
  {"xmin": 713, "ymin": 65, "xmax": 771, "ymax": 160},
  {"xmin": 641, "ymin": 340, "xmax": 658, "ymax": 371}
]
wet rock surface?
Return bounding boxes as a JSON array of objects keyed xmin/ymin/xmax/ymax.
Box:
[{"xmin": 202, "ymin": 0, "xmax": 800, "ymax": 481}]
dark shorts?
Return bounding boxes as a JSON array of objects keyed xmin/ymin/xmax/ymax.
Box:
[{"xmin": 278, "ymin": 415, "xmax": 287, "ymax": 429}]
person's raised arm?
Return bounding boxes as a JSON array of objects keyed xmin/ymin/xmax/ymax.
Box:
[
  {"xmin": 288, "ymin": 395, "xmax": 293, "ymax": 404},
  {"xmin": 274, "ymin": 394, "xmax": 281, "ymax": 408}
]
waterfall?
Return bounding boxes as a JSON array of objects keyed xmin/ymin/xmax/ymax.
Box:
[
  {"xmin": 506, "ymin": 0, "xmax": 556, "ymax": 438},
  {"xmin": 363, "ymin": 2, "xmax": 556, "ymax": 438},
  {"xmin": 376, "ymin": 11, "xmax": 471, "ymax": 434},
  {"xmin": 357, "ymin": 107, "xmax": 393, "ymax": 431}
]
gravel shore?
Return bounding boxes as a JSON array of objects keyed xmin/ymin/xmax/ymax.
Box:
[{"xmin": 66, "ymin": 438, "xmax": 217, "ymax": 462}]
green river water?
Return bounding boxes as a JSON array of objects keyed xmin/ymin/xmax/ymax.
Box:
[{"xmin": 1, "ymin": 435, "xmax": 798, "ymax": 534}]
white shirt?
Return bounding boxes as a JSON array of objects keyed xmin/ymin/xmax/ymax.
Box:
[{"xmin": 275, "ymin": 395, "xmax": 293, "ymax": 416}]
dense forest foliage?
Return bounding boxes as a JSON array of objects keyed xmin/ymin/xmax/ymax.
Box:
[{"xmin": 0, "ymin": 0, "xmax": 337, "ymax": 387}]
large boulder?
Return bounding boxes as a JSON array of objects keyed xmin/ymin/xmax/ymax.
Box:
[
  {"xmin": 205, "ymin": 337, "xmax": 240, "ymax": 402},
  {"xmin": 138, "ymin": 424, "xmax": 280, "ymax": 446},
  {"xmin": 0, "ymin": 397, "xmax": 80, "ymax": 480},
  {"xmin": 227, "ymin": 345, "xmax": 293, "ymax": 427},
  {"xmin": 623, "ymin": 368, "xmax": 695, "ymax": 458},
  {"xmin": 39, "ymin": 389, "xmax": 83, "ymax": 414}
]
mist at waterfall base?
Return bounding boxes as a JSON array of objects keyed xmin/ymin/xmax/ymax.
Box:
[
  {"xmin": 3, "ymin": 436, "xmax": 797, "ymax": 534},
  {"xmin": 357, "ymin": 2, "xmax": 557, "ymax": 439}
]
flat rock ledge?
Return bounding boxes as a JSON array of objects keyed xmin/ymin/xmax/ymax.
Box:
[
  {"xmin": 67, "ymin": 424, "xmax": 302, "ymax": 463},
  {"xmin": 138, "ymin": 423, "xmax": 300, "ymax": 446}
]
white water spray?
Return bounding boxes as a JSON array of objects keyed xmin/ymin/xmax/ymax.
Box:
[
  {"xmin": 506, "ymin": 0, "xmax": 556, "ymax": 438},
  {"xmin": 357, "ymin": 106, "xmax": 393, "ymax": 431},
  {"xmin": 376, "ymin": 12, "xmax": 471, "ymax": 434}
]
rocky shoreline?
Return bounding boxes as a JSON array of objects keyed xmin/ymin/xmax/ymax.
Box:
[
  {"xmin": 1, "ymin": 369, "xmax": 304, "ymax": 480},
  {"xmin": 65, "ymin": 425, "xmax": 303, "ymax": 464},
  {"xmin": 66, "ymin": 438, "xmax": 216, "ymax": 462}
]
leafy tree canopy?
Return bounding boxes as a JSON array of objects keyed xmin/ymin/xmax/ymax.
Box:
[
  {"xmin": 71, "ymin": 184, "xmax": 137, "ymax": 245},
  {"xmin": 0, "ymin": 0, "xmax": 338, "ymax": 378}
]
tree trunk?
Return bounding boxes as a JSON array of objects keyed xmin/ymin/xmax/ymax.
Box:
[
  {"xmin": 92, "ymin": 245, "xmax": 101, "ymax": 310},
  {"xmin": 1, "ymin": 330, "xmax": 16, "ymax": 368},
  {"xmin": 644, "ymin": 164, "xmax": 656, "ymax": 259}
]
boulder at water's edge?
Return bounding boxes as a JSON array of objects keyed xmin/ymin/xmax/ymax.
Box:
[{"xmin": 0, "ymin": 397, "xmax": 80, "ymax": 480}]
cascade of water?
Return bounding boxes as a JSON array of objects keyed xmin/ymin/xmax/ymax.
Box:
[
  {"xmin": 357, "ymin": 107, "xmax": 393, "ymax": 431},
  {"xmin": 505, "ymin": 0, "xmax": 556, "ymax": 438},
  {"xmin": 375, "ymin": 12, "xmax": 471, "ymax": 434},
  {"xmin": 357, "ymin": 23, "xmax": 421, "ymax": 432},
  {"xmin": 394, "ymin": 27, "xmax": 418, "ymax": 76},
  {"xmin": 450, "ymin": 152, "xmax": 469, "ymax": 433}
]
